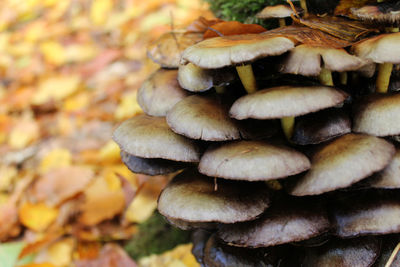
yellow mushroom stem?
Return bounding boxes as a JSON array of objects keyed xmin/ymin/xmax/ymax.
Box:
[
  {"xmin": 300, "ymin": 0, "xmax": 308, "ymax": 15},
  {"xmin": 266, "ymin": 180, "xmax": 283, "ymax": 190},
  {"xmin": 376, "ymin": 63, "xmax": 393, "ymax": 93},
  {"xmin": 340, "ymin": 72, "xmax": 348, "ymax": 85},
  {"xmin": 281, "ymin": 116, "xmax": 295, "ymax": 140},
  {"xmin": 214, "ymin": 86, "xmax": 226, "ymax": 94},
  {"xmin": 279, "ymin": 18, "xmax": 286, "ymax": 27},
  {"xmin": 319, "ymin": 67, "xmax": 334, "ymax": 86},
  {"xmin": 236, "ymin": 64, "xmax": 257, "ymax": 94}
]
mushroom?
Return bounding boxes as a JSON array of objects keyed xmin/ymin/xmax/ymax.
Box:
[
  {"xmin": 137, "ymin": 69, "xmax": 189, "ymax": 117},
  {"xmin": 112, "ymin": 114, "xmax": 202, "ymax": 163},
  {"xmin": 352, "ymin": 32, "xmax": 400, "ymax": 93},
  {"xmin": 177, "ymin": 63, "xmax": 235, "ymax": 93},
  {"xmin": 198, "ymin": 140, "xmax": 310, "ymax": 182},
  {"xmin": 218, "ymin": 198, "xmax": 330, "ymax": 248},
  {"xmin": 181, "ymin": 34, "xmax": 296, "ymax": 94},
  {"xmin": 256, "ymin": 4, "xmax": 302, "ymax": 27},
  {"xmin": 157, "ymin": 169, "xmax": 271, "ymax": 224},
  {"xmin": 353, "ymin": 93, "xmax": 400, "ymax": 136},
  {"xmin": 366, "ymin": 148, "xmax": 400, "ymax": 189},
  {"xmin": 147, "ymin": 31, "xmax": 203, "ymax": 68},
  {"xmin": 290, "ymin": 133, "xmax": 395, "ymax": 196},
  {"xmin": 301, "ymin": 237, "xmax": 381, "ymax": 267},
  {"xmin": 229, "ymin": 85, "xmax": 348, "ymax": 139}
]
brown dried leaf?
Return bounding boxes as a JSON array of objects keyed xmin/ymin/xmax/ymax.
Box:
[{"xmin": 203, "ymin": 21, "xmax": 266, "ymax": 39}]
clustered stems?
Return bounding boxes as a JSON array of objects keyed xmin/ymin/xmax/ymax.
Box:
[
  {"xmin": 376, "ymin": 63, "xmax": 393, "ymax": 93},
  {"xmin": 319, "ymin": 67, "xmax": 334, "ymax": 86},
  {"xmin": 281, "ymin": 116, "xmax": 295, "ymax": 140},
  {"xmin": 279, "ymin": 18, "xmax": 286, "ymax": 27},
  {"xmin": 236, "ymin": 64, "xmax": 257, "ymax": 94}
]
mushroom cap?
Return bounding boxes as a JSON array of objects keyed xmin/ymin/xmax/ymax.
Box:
[
  {"xmin": 157, "ymin": 169, "xmax": 271, "ymax": 223},
  {"xmin": 229, "ymin": 85, "xmax": 348, "ymax": 120},
  {"xmin": 181, "ymin": 34, "xmax": 295, "ymax": 69},
  {"xmin": 198, "ymin": 140, "xmax": 310, "ymax": 181},
  {"xmin": 147, "ymin": 32, "xmax": 203, "ymax": 68},
  {"xmin": 352, "ymin": 32, "xmax": 400, "ymax": 64},
  {"xmin": 353, "ymin": 93, "xmax": 400, "ymax": 136},
  {"xmin": 256, "ymin": 5, "xmax": 300, "ymax": 19},
  {"xmin": 351, "ymin": 1, "xmax": 400, "ymax": 25},
  {"xmin": 191, "ymin": 229, "xmax": 212, "ymax": 266},
  {"xmin": 112, "ymin": 115, "xmax": 201, "ymax": 162},
  {"xmin": 165, "ymin": 217, "xmax": 216, "ymax": 231},
  {"xmin": 332, "ymin": 192, "xmax": 400, "ymax": 238},
  {"xmin": 281, "ymin": 44, "xmax": 367, "ymax": 76},
  {"xmin": 218, "ymin": 199, "xmax": 330, "ymax": 248},
  {"xmin": 290, "ymin": 133, "xmax": 395, "ymax": 196},
  {"xmin": 302, "ymin": 237, "xmax": 381, "ymax": 267},
  {"xmin": 137, "ymin": 69, "xmax": 189, "ymax": 117},
  {"xmin": 292, "ymin": 109, "xmax": 351, "ymax": 145},
  {"xmin": 177, "ymin": 63, "xmax": 235, "ymax": 92},
  {"xmin": 166, "ymin": 95, "xmax": 241, "ymax": 141},
  {"xmin": 367, "ymin": 149, "xmax": 400, "ymax": 189},
  {"xmin": 120, "ymin": 151, "xmax": 186, "ymax": 176}
]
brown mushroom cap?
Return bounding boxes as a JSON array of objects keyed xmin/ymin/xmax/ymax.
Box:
[
  {"xmin": 229, "ymin": 85, "xmax": 348, "ymax": 120},
  {"xmin": 218, "ymin": 199, "xmax": 330, "ymax": 248},
  {"xmin": 290, "ymin": 134, "xmax": 395, "ymax": 196},
  {"xmin": 367, "ymin": 149, "xmax": 400, "ymax": 189},
  {"xmin": 147, "ymin": 32, "xmax": 203, "ymax": 68},
  {"xmin": 199, "ymin": 140, "xmax": 310, "ymax": 181},
  {"xmin": 291, "ymin": 109, "xmax": 351, "ymax": 145},
  {"xmin": 137, "ymin": 69, "xmax": 189, "ymax": 117},
  {"xmin": 166, "ymin": 95, "xmax": 241, "ymax": 141},
  {"xmin": 352, "ymin": 33, "xmax": 400, "ymax": 64},
  {"xmin": 177, "ymin": 63, "xmax": 235, "ymax": 92},
  {"xmin": 333, "ymin": 192, "xmax": 400, "ymax": 238},
  {"xmin": 120, "ymin": 151, "xmax": 186, "ymax": 176},
  {"xmin": 256, "ymin": 5, "xmax": 300, "ymax": 19},
  {"xmin": 302, "ymin": 237, "xmax": 381, "ymax": 267},
  {"xmin": 112, "ymin": 115, "xmax": 201, "ymax": 162},
  {"xmin": 281, "ymin": 44, "xmax": 367, "ymax": 76},
  {"xmin": 353, "ymin": 93, "xmax": 400, "ymax": 137},
  {"xmin": 165, "ymin": 217, "xmax": 217, "ymax": 231},
  {"xmin": 181, "ymin": 34, "xmax": 295, "ymax": 69},
  {"xmin": 157, "ymin": 169, "xmax": 271, "ymax": 223}
]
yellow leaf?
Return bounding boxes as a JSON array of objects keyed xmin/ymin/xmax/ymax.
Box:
[
  {"xmin": 114, "ymin": 91, "xmax": 142, "ymax": 121},
  {"xmin": 39, "ymin": 41, "xmax": 65, "ymax": 65},
  {"xmin": 0, "ymin": 165, "xmax": 17, "ymax": 191},
  {"xmin": 125, "ymin": 193, "xmax": 157, "ymax": 223},
  {"xmin": 8, "ymin": 117, "xmax": 40, "ymax": 149},
  {"xmin": 64, "ymin": 44, "xmax": 98, "ymax": 63},
  {"xmin": 62, "ymin": 92, "xmax": 89, "ymax": 112},
  {"xmin": 19, "ymin": 263, "xmax": 56, "ymax": 267},
  {"xmin": 46, "ymin": 238, "xmax": 75, "ymax": 267},
  {"xmin": 101, "ymin": 164, "xmax": 137, "ymax": 188},
  {"xmin": 32, "ymin": 75, "xmax": 81, "ymax": 105},
  {"xmin": 39, "ymin": 148, "xmax": 72, "ymax": 174},
  {"xmin": 19, "ymin": 202, "xmax": 58, "ymax": 232},
  {"xmin": 90, "ymin": 0, "xmax": 113, "ymax": 26},
  {"xmin": 99, "ymin": 141, "xmax": 121, "ymax": 164},
  {"xmin": 139, "ymin": 244, "xmax": 199, "ymax": 267}
]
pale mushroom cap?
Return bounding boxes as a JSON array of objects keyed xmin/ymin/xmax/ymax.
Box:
[
  {"xmin": 112, "ymin": 115, "xmax": 201, "ymax": 162},
  {"xmin": 352, "ymin": 33, "xmax": 400, "ymax": 64},
  {"xmin": 177, "ymin": 63, "xmax": 235, "ymax": 92},
  {"xmin": 353, "ymin": 93, "xmax": 400, "ymax": 136},
  {"xmin": 218, "ymin": 200, "xmax": 330, "ymax": 248},
  {"xmin": 120, "ymin": 151, "xmax": 186, "ymax": 176},
  {"xmin": 256, "ymin": 5, "xmax": 297, "ymax": 19},
  {"xmin": 368, "ymin": 149, "xmax": 400, "ymax": 189},
  {"xmin": 351, "ymin": 2, "xmax": 400, "ymax": 25},
  {"xmin": 137, "ymin": 69, "xmax": 189, "ymax": 117},
  {"xmin": 290, "ymin": 134, "xmax": 395, "ymax": 196},
  {"xmin": 333, "ymin": 193, "xmax": 400, "ymax": 237},
  {"xmin": 147, "ymin": 32, "xmax": 203, "ymax": 68},
  {"xmin": 302, "ymin": 237, "xmax": 381, "ymax": 267},
  {"xmin": 281, "ymin": 44, "xmax": 367, "ymax": 76},
  {"xmin": 198, "ymin": 140, "xmax": 310, "ymax": 181},
  {"xmin": 166, "ymin": 95, "xmax": 241, "ymax": 141},
  {"xmin": 230, "ymin": 85, "xmax": 348, "ymax": 120},
  {"xmin": 181, "ymin": 34, "xmax": 295, "ymax": 69},
  {"xmin": 158, "ymin": 169, "xmax": 271, "ymax": 223}
]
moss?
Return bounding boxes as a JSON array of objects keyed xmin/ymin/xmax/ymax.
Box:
[{"xmin": 124, "ymin": 211, "xmax": 191, "ymax": 260}]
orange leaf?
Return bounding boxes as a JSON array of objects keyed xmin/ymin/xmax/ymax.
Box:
[
  {"xmin": 19, "ymin": 202, "xmax": 58, "ymax": 232},
  {"xmin": 203, "ymin": 21, "xmax": 266, "ymax": 39}
]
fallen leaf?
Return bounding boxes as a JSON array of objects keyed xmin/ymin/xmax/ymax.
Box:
[
  {"xmin": 32, "ymin": 75, "xmax": 81, "ymax": 105},
  {"xmin": 139, "ymin": 244, "xmax": 199, "ymax": 267},
  {"xmin": 125, "ymin": 193, "xmax": 157, "ymax": 224},
  {"xmin": 203, "ymin": 21, "xmax": 266, "ymax": 39},
  {"xmin": 99, "ymin": 141, "xmax": 121, "ymax": 164},
  {"xmin": 34, "ymin": 237, "xmax": 75, "ymax": 267},
  {"xmin": 114, "ymin": 91, "xmax": 143, "ymax": 121},
  {"xmin": 0, "ymin": 165, "xmax": 18, "ymax": 191},
  {"xmin": 8, "ymin": 117, "xmax": 40, "ymax": 149},
  {"xmin": 76, "ymin": 242, "xmax": 101, "ymax": 260},
  {"xmin": 0, "ymin": 241, "xmax": 25, "ymax": 267},
  {"xmin": 19, "ymin": 264, "xmax": 55, "ymax": 267},
  {"xmin": 90, "ymin": 0, "xmax": 113, "ymax": 26},
  {"xmin": 19, "ymin": 202, "xmax": 59, "ymax": 232},
  {"xmin": 39, "ymin": 41, "xmax": 66, "ymax": 65},
  {"xmin": 39, "ymin": 148, "xmax": 72, "ymax": 174}
]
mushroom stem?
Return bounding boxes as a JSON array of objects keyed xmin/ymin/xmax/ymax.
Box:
[
  {"xmin": 340, "ymin": 72, "xmax": 348, "ymax": 85},
  {"xmin": 385, "ymin": 27, "xmax": 399, "ymax": 33},
  {"xmin": 319, "ymin": 67, "xmax": 334, "ymax": 86},
  {"xmin": 281, "ymin": 116, "xmax": 295, "ymax": 140},
  {"xmin": 266, "ymin": 180, "xmax": 283, "ymax": 190},
  {"xmin": 236, "ymin": 64, "xmax": 257, "ymax": 94},
  {"xmin": 300, "ymin": 0, "xmax": 308, "ymax": 15},
  {"xmin": 215, "ymin": 86, "xmax": 226, "ymax": 94},
  {"xmin": 279, "ymin": 18, "xmax": 286, "ymax": 27},
  {"xmin": 376, "ymin": 63, "xmax": 393, "ymax": 93}
]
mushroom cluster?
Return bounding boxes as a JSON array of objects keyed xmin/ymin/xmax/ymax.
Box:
[{"xmin": 114, "ymin": 1, "xmax": 400, "ymax": 266}]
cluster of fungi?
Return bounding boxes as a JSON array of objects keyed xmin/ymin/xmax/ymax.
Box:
[{"xmin": 113, "ymin": 0, "xmax": 400, "ymax": 266}]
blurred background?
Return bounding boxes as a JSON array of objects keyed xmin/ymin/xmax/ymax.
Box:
[{"xmin": 0, "ymin": 0, "xmax": 213, "ymax": 266}]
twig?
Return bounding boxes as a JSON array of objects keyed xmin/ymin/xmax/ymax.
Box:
[{"xmin": 385, "ymin": 242, "xmax": 400, "ymax": 267}]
